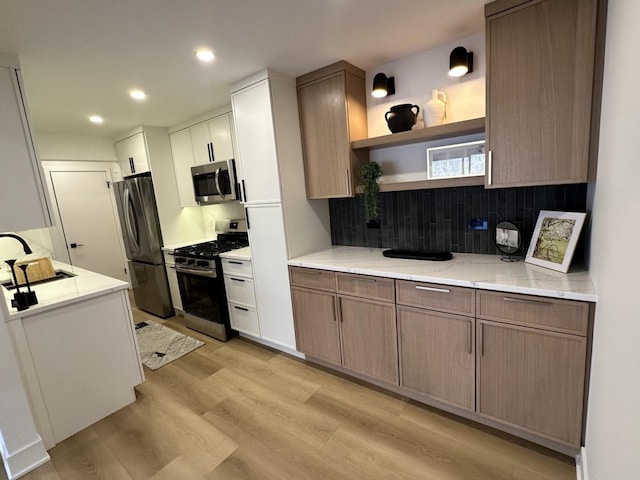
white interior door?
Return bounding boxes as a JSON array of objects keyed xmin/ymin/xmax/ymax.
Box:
[{"xmin": 50, "ymin": 170, "xmax": 128, "ymax": 281}]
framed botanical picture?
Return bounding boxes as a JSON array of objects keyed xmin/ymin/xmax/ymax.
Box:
[{"xmin": 525, "ymin": 210, "xmax": 587, "ymax": 273}]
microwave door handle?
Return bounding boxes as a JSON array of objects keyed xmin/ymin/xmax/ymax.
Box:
[{"xmin": 214, "ymin": 167, "xmax": 225, "ymax": 200}]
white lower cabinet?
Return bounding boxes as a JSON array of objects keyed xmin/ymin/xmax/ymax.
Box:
[{"xmin": 222, "ymin": 257, "xmax": 260, "ymax": 337}]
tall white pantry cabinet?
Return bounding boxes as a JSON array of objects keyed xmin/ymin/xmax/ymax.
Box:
[{"xmin": 230, "ymin": 70, "xmax": 331, "ymax": 352}]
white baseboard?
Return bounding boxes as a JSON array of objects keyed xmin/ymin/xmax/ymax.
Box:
[
  {"xmin": 576, "ymin": 446, "xmax": 589, "ymax": 480},
  {"xmin": 238, "ymin": 333, "xmax": 304, "ymax": 359},
  {"xmin": 2, "ymin": 436, "xmax": 50, "ymax": 480}
]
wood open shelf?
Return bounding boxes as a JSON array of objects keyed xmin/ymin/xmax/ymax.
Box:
[{"xmin": 351, "ymin": 117, "xmax": 485, "ymax": 151}]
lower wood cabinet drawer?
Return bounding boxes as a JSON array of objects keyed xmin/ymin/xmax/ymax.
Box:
[
  {"xmin": 228, "ymin": 302, "xmax": 260, "ymax": 337},
  {"xmin": 336, "ymin": 273, "xmax": 395, "ymax": 303},
  {"xmin": 396, "ymin": 280, "xmax": 475, "ymax": 316},
  {"xmin": 224, "ymin": 275, "xmax": 256, "ymax": 307},
  {"xmin": 289, "ymin": 267, "xmax": 336, "ymax": 292},
  {"xmin": 222, "ymin": 258, "xmax": 253, "ymax": 277},
  {"xmin": 476, "ymin": 291, "xmax": 591, "ymax": 336}
]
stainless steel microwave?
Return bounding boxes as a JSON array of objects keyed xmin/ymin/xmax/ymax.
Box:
[{"xmin": 191, "ymin": 159, "xmax": 239, "ymax": 205}]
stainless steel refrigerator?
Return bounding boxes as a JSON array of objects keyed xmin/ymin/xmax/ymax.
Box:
[{"xmin": 114, "ymin": 172, "xmax": 174, "ymax": 318}]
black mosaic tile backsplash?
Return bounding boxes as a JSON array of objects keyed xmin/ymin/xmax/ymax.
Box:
[{"xmin": 329, "ymin": 184, "xmax": 588, "ymax": 259}]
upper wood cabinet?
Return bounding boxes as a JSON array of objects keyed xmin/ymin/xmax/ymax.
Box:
[
  {"xmin": 0, "ymin": 53, "xmax": 53, "ymax": 230},
  {"xmin": 296, "ymin": 61, "xmax": 368, "ymax": 199},
  {"xmin": 115, "ymin": 132, "xmax": 150, "ymax": 177},
  {"xmin": 485, "ymin": 0, "xmax": 603, "ymax": 188}
]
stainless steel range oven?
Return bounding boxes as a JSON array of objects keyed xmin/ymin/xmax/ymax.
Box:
[{"xmin": 174, "ymin": 233, "xmax": 249, "ymax": 341}]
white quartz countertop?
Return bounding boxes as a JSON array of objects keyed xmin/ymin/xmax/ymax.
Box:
[
  {"xmin": 220, "ymin": 246, "xmax": 251, "ymax": 261},
  {"xmin": 2, "ymin": 261, "xmax": 129, "ymax": 320},
  {"xmin": 288, "ymin": 247, "xmax": 597, "ymax": 302},
  {"xmin": 162, "ymin": 238, "xmax": 213, "ymax": 252}
]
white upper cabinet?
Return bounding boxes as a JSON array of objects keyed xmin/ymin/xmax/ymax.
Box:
[
  {"xmin": 115, "ymin": 132, "xmax": 150, "ymax": 177},
  {"xmin": 169, "ymin": 128, "xmax": 197, "ymax": 207},
  {"xmin": 168, "ymin": 112, "xmax": 235, "ymax": 208},
  {"xmin": 0, "ymin": 54, "xmax": 53, "ymax": 231},
  {"xmin": 231, "ymin": 79, "xmax": 281, "ymax": 204}
]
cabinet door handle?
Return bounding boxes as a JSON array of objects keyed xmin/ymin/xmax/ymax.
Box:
[
  {"xmin": 487, "ymin": 150, "xmax": 492, "ymax": 186},
  {"xmin": 228, "ymin": 261, "xmax": 243, "ymax": 265},
  {"xmin": 338, "ymin": 297, "xmax": 343, "ymax": 322},
  {"xmin": 230, "ymin": 277, "xmax": 245, "ymax": 283},
  {"xmin": 468, "ymin": 320, "xmax": 472, "ymax": 355},
  {"xmin": 129, "ymin": 157, "xmax": 135, "ymax": 174},
  {"xmin": 210, "ymin": 142, "xmax": 215, "ymax": 162},
  {"xmin": 345, "ymin": 169, "xmax": 351, "ymax": 195},
  {"xmin": 234, "ymin": 306, "xmax": 249, "ymax": 312},
  {"xmin": 503, "ymin": 297, "xmax": 552, "ymax": 306},
  {"xmin": 331, "ymin": 296, "xmax": 337, "ymax": 322},
  {"xmin": 415, "ymin": 285, "xmax": 450, "ymax": 294},
  {"xmin": 479, "ymin": 323, "xmax": 484, "ymax": 357},
  {"xmin": 242, "ymin": 180, "xmax": 248, "ymax": 202},
  {"xmin": 207, "ymin": 143, "xmax": 213, "ymax": 162},
  {"xmin": 169, "ymin": 266, "xmax": 176, "ymax": 270},
  {"xmin": 245, "ymin": 207, "xmax": 250, "ymax": 229}
]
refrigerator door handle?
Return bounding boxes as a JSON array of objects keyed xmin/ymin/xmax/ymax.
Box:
[{"xmin": 124, "ymin": 185, "xmax": 141, "ymax": 254}]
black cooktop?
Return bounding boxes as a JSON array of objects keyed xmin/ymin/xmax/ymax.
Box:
[{"xmin": 174, "ymin": 232, "xmax": 249, "ymax": 259}]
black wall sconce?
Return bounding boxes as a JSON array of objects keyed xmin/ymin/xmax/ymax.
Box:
[
  {"xmin": 449, "ymin": 46, "xmax": 474, "ymax": 77},
  {"xmin": 372, "ymin": 73, "xmax": 396, "ymax": 98}
]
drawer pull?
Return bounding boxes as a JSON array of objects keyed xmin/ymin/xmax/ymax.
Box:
[
  {"xmin": 354, "ymin": 277, "xmax": 377, "ymax": 283},
  {"xmin": 234, "ymin": 306, "xmax": 249, "ymax": 312},
  {"xmin": 230, "ymin": 277, "xmax": 245, "ymax": 283},
  {"xmin": 415, "ymin": 286, "xmax": 450, "ymax": 294},
  {"xmin": 228, "ymin": 261, "xmax": 244, "ymax": 265},
  {"xmin": 503, "ymin": 297, "xmax": 552, "ymax": 306},
  {"xmin": 302, "ymin": 270, "xmax": 323, "ymax": 275}
]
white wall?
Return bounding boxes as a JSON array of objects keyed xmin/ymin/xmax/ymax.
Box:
[
  {"xmin": 366, "ymin": 32, "xmax": 485, "ymax": 184},
  {"xmin": 584, "ymin": 1, "xmax": 640, "ymax": 478},
  {"xmin": 35, "ymin": 133, "xmax": 117, "ymax": 161}
]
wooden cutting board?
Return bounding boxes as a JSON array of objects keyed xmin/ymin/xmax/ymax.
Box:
[{"xmin": 14, "ymin": 257, "xmax": 56, "ymax": 285}]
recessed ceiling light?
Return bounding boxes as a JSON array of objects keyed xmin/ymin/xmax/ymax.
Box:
[
  {"xmin": 129, "ymin": 89, "xmax": 146, "ymax": 100},
  {"xmin": 195, "ymin": 49, "xmax": 215, "ymax": 62},
  {"xmin": 89, "ymin": 115, "xmax": 104, "ymax": 124}
]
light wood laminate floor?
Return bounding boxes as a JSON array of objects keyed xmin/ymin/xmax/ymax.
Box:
[{"xmin": 4, "ymin": 308, "xmax": 576, "ymax": 480}]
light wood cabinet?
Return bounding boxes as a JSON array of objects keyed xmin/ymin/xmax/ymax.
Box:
[
  {"xmin": 289, "ymin": 265, "xmax": 593, "ymax": 454},
  {"xmin": 296, "ymin": 61, "xmax": 368, "ymax": 199},
  {"xmin": 477, "ymin": 320, "xmax": 587, "ymax": 447},
  {"xmin": 115, "ymin": 132, "xmax": 149, "ymax": 176},
  {"xmin": 0, "ymin": 54, "xmax": 53, "ymax": 230},
  {"xmin": 398, "ymin": 306, "xmax": 474, "ymax": 410},
  {"xmin": 339, "ymin": 295, "xmax": 398, "ymax": 385},
  {"xmin": 291, "ymin": 287, "xmax": 341, "ymax": 365},
  {"xmin": 485, "ymin": 0, "xmax": 602, "ymax": 188}
]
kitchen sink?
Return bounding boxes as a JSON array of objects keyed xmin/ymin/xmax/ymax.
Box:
[{"xmin": 2, "ymin": 270, "xmax": 76, "ymax": 290}]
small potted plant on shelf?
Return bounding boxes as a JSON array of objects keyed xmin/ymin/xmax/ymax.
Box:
[{"xmin": 357, "ymin": 161, "xmax": 383, "ymax": 229}]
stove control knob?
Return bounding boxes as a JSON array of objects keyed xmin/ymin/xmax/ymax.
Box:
[
  {"xmin": 187, "ymin": 259, "xmax": 196, "ymax": 265},
  {"xmin": 197, "ymin": 261, "xmax": 208, "ymax": 267},
  {"xmin": 174, "ymin": 258, "xmax": 186, "ymax": 264}
]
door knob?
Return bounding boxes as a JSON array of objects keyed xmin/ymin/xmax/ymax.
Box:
[{"xmin": 69, "ymin": 243, "xmax": 84, "ymax": 249}]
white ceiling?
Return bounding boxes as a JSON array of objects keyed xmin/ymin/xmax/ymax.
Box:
[{"xmin": 0, "ymin": 0, "xmax": 487, "ymax": 137}]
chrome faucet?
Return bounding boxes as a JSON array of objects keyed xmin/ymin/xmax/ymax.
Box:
[{"xmin": 0, "ymin": 233, "xmax": 33, "ymax": 255}]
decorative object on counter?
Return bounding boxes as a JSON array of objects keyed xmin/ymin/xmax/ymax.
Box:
[
  {"xmin": 357, "ymin": 161, "xmax": 383, "ymax": 228},
  {"xmin": 423, "ymin": 90, "xmax": 447, "ymax": 127},
  {"xmin": 5, "ymin": 259, "xmax": 29, "ymax": 311},
  {"xmin": 385, "ymin": 104, "xmax": 420, "ymax": 133},
  {"xmin": 495, "ymin": 221, "xmax": 522, "ymax": 262},
  {"xmin": 134, "ymin": 320, "xmax": 204, "ymax": 370},
  {"xmin": 17, "ymin": 263, "xmax": 38, "ymax": 306},
  {"xmin": 372, "ymin": 72, "xmax": 395, "ymax": 98},
  {"xmin": 449, "ymin": 46, "xmax": 474, "ymax": 77},
  {"xmin": 382, "ymin": 249, "xmax": 452, "ymax": 261},
  {"xmin": 526, "ymin": 210, "xmax": 586, "ymax": 273}
]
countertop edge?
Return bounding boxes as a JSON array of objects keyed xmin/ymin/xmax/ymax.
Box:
[{"xmin": 287, "ymin": 252, "xmax": 597, "ymax": 303}]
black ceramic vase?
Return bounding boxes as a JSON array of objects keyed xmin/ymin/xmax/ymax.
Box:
[{"xmin": 385, "ymin": 104, "xmax": 420, "ymax": 133}]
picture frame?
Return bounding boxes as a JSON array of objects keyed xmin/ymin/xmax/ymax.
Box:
[{"xmin": 525, "ymin": 210, "xmax": 587, "ymax": 273}]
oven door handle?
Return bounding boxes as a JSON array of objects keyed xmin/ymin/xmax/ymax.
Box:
[{"xmin": 175, "ymin": 266, "xmax": 217, "ymax": 278}]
